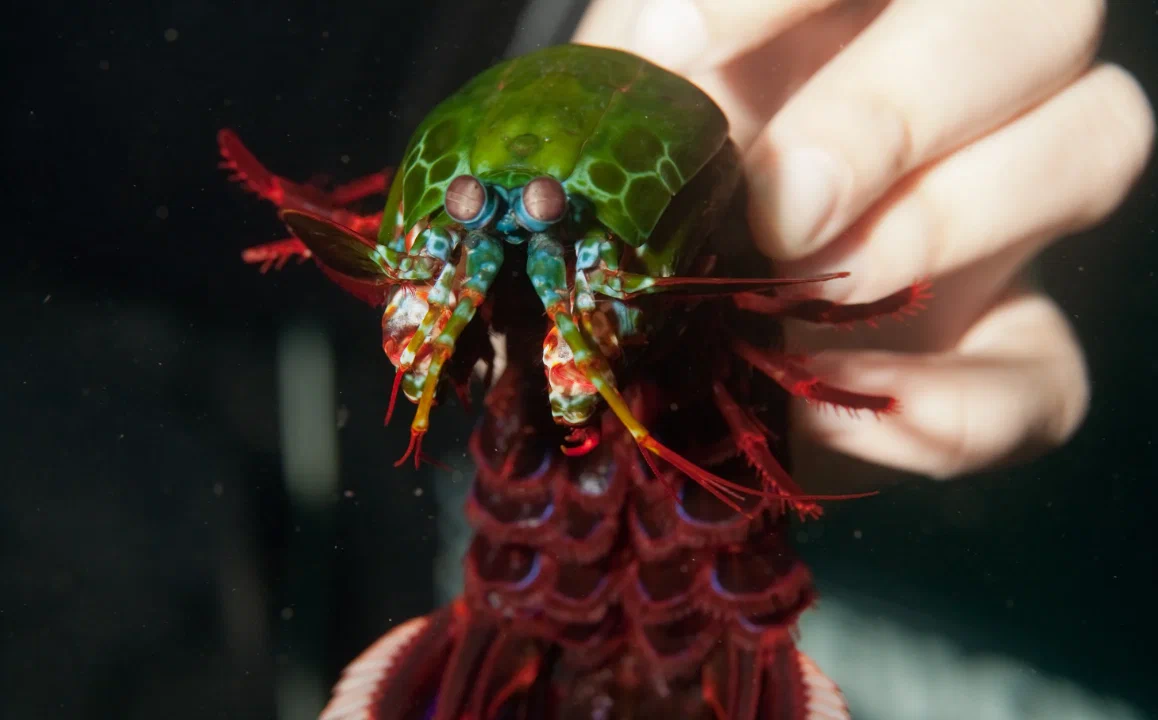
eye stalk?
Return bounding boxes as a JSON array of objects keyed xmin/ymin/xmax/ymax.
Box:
[
  {"xmin": 514, "ymin": 176, "xmax": 567, "ymax": 232},
  {"xmin": 444, "ymin": 175, "xmax": 496, "ymax": 229}
]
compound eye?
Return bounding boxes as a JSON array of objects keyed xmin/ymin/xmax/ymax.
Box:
[
  {"xmin": 444, "ymin": 175, "xmax": 488, "ymax": 225},
  {"xmin": 520, "ymin": 176, "xmax": 567, "ymax": 227}
]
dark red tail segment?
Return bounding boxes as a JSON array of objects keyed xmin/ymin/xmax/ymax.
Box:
[{"xmin": 320, "ymin": 346, "xmax": 852, "ymax": 719}]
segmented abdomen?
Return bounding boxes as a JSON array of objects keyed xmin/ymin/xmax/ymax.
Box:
[{"xmin": 321, "ymin": 287, "xmax": 850, "ymax": 720}]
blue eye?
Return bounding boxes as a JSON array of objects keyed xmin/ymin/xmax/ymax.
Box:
[
  {"xmin": 444, "ymin": 175, "xmax": 497, "ymax": 229},
  {"xmin": 512, "ymin": 176, "xmax": 567, "ymax": 232}
]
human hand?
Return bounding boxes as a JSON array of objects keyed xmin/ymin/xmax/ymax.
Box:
[{"xmin": 574, "ymin": 0, "xmax": 1153, "ymax": 483}]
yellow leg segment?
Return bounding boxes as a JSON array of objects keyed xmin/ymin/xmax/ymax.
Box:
[
  {"xmin": 395, "ymin": 232, "xmax": 504, "ymax": 468},
  {"xmin": 527, "ymin": 233, "xmax": 766, "ymax": 516}
]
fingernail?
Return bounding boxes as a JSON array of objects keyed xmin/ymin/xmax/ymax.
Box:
[
  {"xmin": 630, "ymin": 0, "xmax": 708, "ymax": 71},
  {"xmin": 752, "ymin": 145, "xmax": 847, "ymax": 259}
]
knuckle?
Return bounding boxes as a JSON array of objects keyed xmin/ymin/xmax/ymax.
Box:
[
  {"xmin": 1019, "ymin": 0, "xmax": 1106, "ymax": 74},
  {"xmin": 900, "ymin": 177, "xmax": 947, "ymax": 273},
  {"xmin": 1073, "ymin": 63, "xmax": 1156, "ymax": 224},
  {"xmin": 1052, "ymin": 0, "xmax": 1107, "ymax": 66},
  {"xmin": 929, "ymin": 380, "xmax": 980, "ymax": 481},
  {"xmin": 884, "ymin": 96, "xmax": 917, "ymax": 178},
  {"xmin": 1093, "ymin": 64, "xmax": 1156, "ymax": 170},
  {"xmin": 850, "ymin": 90, "xmax": 916, "ymax": 178}
]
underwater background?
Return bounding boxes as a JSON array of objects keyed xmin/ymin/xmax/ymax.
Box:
[{"xmin": 3, "ymin": 1, "xmax": 1155, "ymax": 718}]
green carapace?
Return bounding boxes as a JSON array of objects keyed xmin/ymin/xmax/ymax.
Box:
[{"xmin": 218, "ymin": 42, "xmax": 860, "ymax": 502}]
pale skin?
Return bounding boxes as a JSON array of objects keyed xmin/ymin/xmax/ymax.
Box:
[{"xmin": 574, "ymin": 0, "xmax": 1154, "ymax": 486}]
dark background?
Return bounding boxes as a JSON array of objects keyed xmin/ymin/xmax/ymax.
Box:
[{"xmin": 3, "ymin": 1, "xmax": 1155, "ymax": 718}]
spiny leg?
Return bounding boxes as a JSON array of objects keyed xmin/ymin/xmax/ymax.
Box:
[
  {"xmin": 552, "ymin": 233, "xmax": 636, "ymax": 456},
  {"xmin": 571, "ymin": 239, "xmax": 860, "ymax": 469},
  {"xmin": 572, "ymin": 231, "xmax": 853, "ymax": 307},
  {"xmin": 583, "ymin": 267, "xmax": 851, "ymax": 301},
  {"xmin": 712, "ymin": 381, "xmax": 822, "ymax": 520},
  {"xmin": 541, "ymin": 325, "xmax": 601, "ymax": 448},
  {"xmin": 572, "ymin": 232, "xmax": 623, "ymax": 345},
  {"xmin": 387, "ymin": 261, "xmax": 460, "ymax": 426},
  {"xmin": 731, "ymin": 338, "xmax": 898, "ymax": 414},
  {"xmin": 267, "ymin": 212, "xmax": 453, "ymax": 430},
  {"xmin": 328, "ymin": 171, "xmax": 392, "ymax": 206},
  {"xmin": 382, "ymin": 226, "xmax": 464, "ymax": 422},
  {"xmin": 733, "ymin": 280, "xmax": 933, "ymax": 327},
  {"xmin": 242, "ymin": 238, "xmax": 312, "ymax": 273},
  {"xmin": 527, "ymin": 234, "xmax": 767, "ymax": 516},
  {"xmin": 381, "ymin": 284, "xmax": 436, "ymax": 422},
  {"xmin": 396, "ymin": 232, "xmax": 504, "ymax": 468},
  {"xmin": 711, "ymin": 381, "xmax": 879, "ymax": 520},
  {"xmin": 217, "ymin": 128, "xmax": 385, "ymax": 236}
]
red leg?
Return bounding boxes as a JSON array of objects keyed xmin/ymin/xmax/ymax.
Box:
[
  {"xmin": 712, "ymin": 382, "xmax": 823, "ymax": 520},
  {"xmin": 241, "ymin": 238, "xmax": 311, "ymax": 273},
  {"xmin": 218, "ymin": 128, "xmax": 321, "ymax": 207},
  {"xmin": 217, "ymin": 128, "xmax": 387, "ymax": 237},
  {"xmin": 329, "ymin": 171, "xmax": 393, "ymax": 205},
  {"xmin": 589, "ymin": 269, "xmax": 850, "ymax": 301},
  {"xmin": 734, "ymin": 280, "xmax": 933, "ymax": 328},
  {"xmin": 561, "ymin": 426, "xmax": 601, "ymax": 457},
  {"xmin": 712, "ymin": 381, "xmax": 878, "ymax": 519},
  {"xmin": 731, "ymin": 339, "xmax": 899, "ymax": 414}
]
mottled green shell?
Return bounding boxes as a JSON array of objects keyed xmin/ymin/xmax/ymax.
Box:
[{"xmin": 386, "ymin": 44, "xmax": 730, "ymax": 247}]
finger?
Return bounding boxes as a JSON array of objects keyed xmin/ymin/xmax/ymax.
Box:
[
  {"xmin": 746, "ymin": 0, "xmax": 1107, "ymax": 261},
  {"xmin": 573, "ymin": 0, "xmax": 843, "ymax": 73},
  {"xmin": 778, "ymin": 62, "xmax": 1155, "ymax": 306},
  {"xmin": 687, "ymin": 1, "xmax": 888, "ymax": 149},
  {"xmin": 791, "ymin": 290, "xmax": 1090, "ymax": 479},
  {"xmin": 571, "ymin": 0, "xmax": 647, "ymax": 49}
]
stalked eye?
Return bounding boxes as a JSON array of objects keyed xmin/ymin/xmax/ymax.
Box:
[
  {"xmin": 444, "ymin": 175, "xmax": 492, "ymax": 227},
  {"xmin": 515, "ymin": 176, "xmax": 567, "ymax": 231}
]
